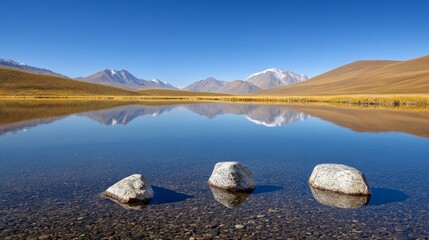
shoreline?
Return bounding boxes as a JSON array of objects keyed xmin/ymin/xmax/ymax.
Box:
[{"xmin": 1, "ymin": 94, "xmax": 429, "ymax": 107}]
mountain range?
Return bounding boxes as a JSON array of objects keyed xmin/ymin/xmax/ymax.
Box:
[
  {"xmin": 77, "ymin": 69, "xmax": 176, "ymax": 90},
  {"xmin": 0, "ymin": 58, "xmax": 308, "ymax": 94}
]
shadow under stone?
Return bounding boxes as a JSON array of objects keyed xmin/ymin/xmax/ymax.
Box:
[
  {"xmin": 150, "ymin": 186, "xmax": 193, "ymax": 204},
  {"xmin": 369, "ymin": 188, "xmax": 409, "ymax": 205},
  {"xmin": 252, "ymin": 185, "xmax": 283, "ymax": 194}
]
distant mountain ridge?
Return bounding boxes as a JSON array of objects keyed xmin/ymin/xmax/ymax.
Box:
[
  {"xmin": 217, "ymin": 80, "xmax": 261, "ymax": 94},
  {"xmin": 77, "ymin": 69, "xmax": 176, "ymax": 91},
  {"xmin": 0, "ymin": 58, "xmax": 68, "ymax": 78},
  {"xmin": 183, "ymin": 77, "xmax": 227, "ymax": 92},
  {"xmin": 183, "ymin": 68, "xmax": 308, "ymax": 94}
]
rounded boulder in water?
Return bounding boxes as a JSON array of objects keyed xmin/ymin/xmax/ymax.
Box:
[
  {"xmin": 208, "ymin": 161, "xmax": 255, "ymax": 192},
  {"xmin": 104, "ymin": 174, "xmax": 154, "ymax": 204},
  {"xmin": 309, "ymin": 164, "xmax": 371, "ymax": 196}
]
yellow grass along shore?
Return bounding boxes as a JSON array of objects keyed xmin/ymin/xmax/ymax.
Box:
[{"xmin": 1, "ymin": 94, "xmax": 429, "ymax": 107}]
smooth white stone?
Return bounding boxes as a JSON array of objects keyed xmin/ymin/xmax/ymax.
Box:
[
  {"xmin": 104, "ymin": 174, "xmax": 154, "ymax": 204},
  {"xmin": 309, "ymin": 164, "xmax": 371, "ymax": 196},
  {"xmin": 208, "ymin": 162, "xmax": 255, "ymax": 192}
]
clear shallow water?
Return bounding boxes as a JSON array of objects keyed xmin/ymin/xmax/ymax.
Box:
[{"xmin": 0, "ymin": 103, "xmax": 428, "ymax": 239}]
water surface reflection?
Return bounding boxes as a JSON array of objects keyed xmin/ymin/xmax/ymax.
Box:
[
  {"xmin": 1, "ymin": 101, "xmax": 429, "ymax": 138},
  {"xmin": 1, "ymin": 101, "xmax": 428, "ymax": 238},
  {"xmin": 310, "ymin": 186, "xmax": 370, "ymax": 209}
]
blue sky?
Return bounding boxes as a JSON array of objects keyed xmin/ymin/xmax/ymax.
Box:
[{"xmin": 1, "ymin": 0, "xmax": 428, "ymax": 86}]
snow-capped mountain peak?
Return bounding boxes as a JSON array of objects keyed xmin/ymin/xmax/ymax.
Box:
[
  {"xmin": 247, "ymin": 68, "xmax": 282, "ymax": 78},
  {"xmin": 245, "ymin": 68, "xmax": 308, "ymax": 89}
]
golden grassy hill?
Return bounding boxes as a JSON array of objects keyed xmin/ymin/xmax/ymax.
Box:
[
  {"xmin": 0, "ymin": 68, "xmax": 140, "ymax": 96},
  {"xmin": 259, "ymin": 55, "xmax": 429, "ymax": 95},
  {"xmin": 138, "ymin": 88, "xmax": 229, "ymax": 96}
]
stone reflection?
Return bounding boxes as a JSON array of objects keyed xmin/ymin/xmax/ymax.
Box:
[
  {"xmin": 209, "ymin": 186, "xmax": 252, "ymax": 208},
  {"xmin": 104, "ymin": 197, "xmax": 150, "ymax": 210},
  {"xmin": 310, "ymin": 186, "xmax": 370, "ymax": 209}
]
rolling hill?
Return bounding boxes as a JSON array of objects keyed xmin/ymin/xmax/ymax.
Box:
[
  {"xmin": 0, "ymin": 68, "xmax": 140, "ymax": 96},
  {"xmin": 259, "ymin": 55, "xmax": 429, "ymax": 95}
]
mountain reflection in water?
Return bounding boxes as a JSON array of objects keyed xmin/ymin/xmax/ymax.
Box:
[
  {"xmin": 0, "ymin": 101, "xmax": 428, "ymax": 138},
  {"xmin": 0, "ymin": 103, "xmax": 309, "ymax": 135},
  {"xmin": 80, "ymin": 103, "xmax": 308, "ymax": 127},
  {"xmin": 79, "ymin": 105, "xmax": 175, "ymax": 125},
  {"xmin": 184, "ymin": 104, "xmax": 309, "ymax": 127}
]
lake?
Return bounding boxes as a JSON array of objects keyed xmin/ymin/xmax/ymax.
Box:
[{"xmin": 0, "ymin": 101, "xmax": 428, "ymax": 239}]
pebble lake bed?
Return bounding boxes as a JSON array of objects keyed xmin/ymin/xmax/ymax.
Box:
[{"xmin": 1, "ymin": 102, "xmax": 428, "ymax": 239}]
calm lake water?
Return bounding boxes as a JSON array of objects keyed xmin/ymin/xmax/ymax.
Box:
[{"xmin": 1, "ymin": 102, "xmax": 428, "ymax": 239}]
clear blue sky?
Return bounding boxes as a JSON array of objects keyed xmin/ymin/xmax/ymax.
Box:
[{"xmin": 1, "ymin": 0, "xmax": 428, "ymax": 86}]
